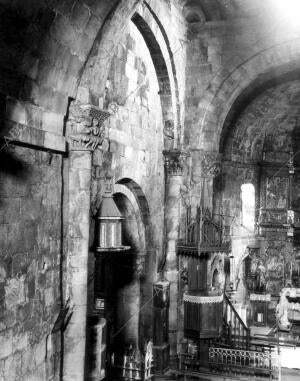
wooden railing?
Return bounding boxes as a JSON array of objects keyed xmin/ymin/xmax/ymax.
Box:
[{"xmin": 223, "ymin": 293, "xmax": 250, "ymax": 350}]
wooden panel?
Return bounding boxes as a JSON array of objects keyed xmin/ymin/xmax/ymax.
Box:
[
  {"xmin": 153, "ymin": 307, "xmax": 168, "ymax": 345},
  {"xmin": 188, "ymin": 257, "xmax": 207, "ymax": 292},
  {"xmin": 184, "ymin": 300, "xmax": 223, "ymax": 338}
]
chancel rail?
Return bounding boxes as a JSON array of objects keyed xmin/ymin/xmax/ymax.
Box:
[{"xmin": 179, "ymin": 347, "xmax": 280, "ymax": 380}]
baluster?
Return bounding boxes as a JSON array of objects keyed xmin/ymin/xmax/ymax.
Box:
[
  {"xmin": 123, "ymin": 355, "xmax": 127, "ymax": 378},
  {"xmin": 234, "ymin": 316, "xmax": 237, "ymax": 345}
]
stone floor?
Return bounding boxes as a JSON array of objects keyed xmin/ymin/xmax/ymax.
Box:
[{"xmin": 281, "ymin": 368, "xmax": 300, "ymax": 380}]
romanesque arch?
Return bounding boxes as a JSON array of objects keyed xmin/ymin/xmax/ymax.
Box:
[{"xmin": 196, "ymin": 39, "xmax": 300, "ymax": 151}]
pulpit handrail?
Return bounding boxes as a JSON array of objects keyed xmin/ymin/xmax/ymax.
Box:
[
  {"xmin": 224, "ymin": 293, "xmax": 249, "ymax": 332},
  {"xmin": 224, "ymin": 293, "xmax": 250, "ymax": 349}
]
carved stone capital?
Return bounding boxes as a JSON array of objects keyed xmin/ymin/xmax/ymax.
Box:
[
  {"xmin": 67, "ymin": 102, "xmax": 111, "ymax": 152},
  {"xmin": 201, "ymin": 151, "xmax": 222, "ymax": 178},
  {"xmin": 135, "ymin": 256, "xmax": 146, "ymax": 278},
  {"xmin": 242, "ymin": 166, "xmax": 258, "ymax": 183},
  {"xmin": 163, "ymin": 149, "xmax": 188, "ymax": 176}
]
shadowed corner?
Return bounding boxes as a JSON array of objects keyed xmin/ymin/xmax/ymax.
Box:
[
  {"xmin": 0, "ymin": 144, "xmax": 29, "ymax": 207},
  {"xmin": 0, "ymin": 93, "xmax": 29, "ymax": 206},
  {"xmin": 0, "ymin": 145, "xmax": 27, "ymax": 176}
]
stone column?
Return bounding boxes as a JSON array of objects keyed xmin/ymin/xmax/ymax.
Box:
[
  {"xmin": 163, "ymin": 150, "xmax": 185, "ymax": 361},
  {"xmin": 64, "ymin": 102, "xmax": 110, "ymax": 381}
]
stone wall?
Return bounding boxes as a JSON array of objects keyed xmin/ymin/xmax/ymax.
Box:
[
  {"xmin": 0, "ymin": 1, "xmax": 186, "ymax": 378},
  {"xmin": 0, "ymin": 145, "xmax": 63, "ymax": 381}
]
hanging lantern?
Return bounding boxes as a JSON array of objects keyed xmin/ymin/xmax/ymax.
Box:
[{"xmin": 95, "ymin": 190, "xmax": 130, "ymax": 253}]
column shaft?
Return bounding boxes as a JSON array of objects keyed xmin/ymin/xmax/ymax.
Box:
[
  {"xmin": 164, "ymin": 174, "xmax": 182, "ymax": 357},
  {"xmin": 64, "ymin": 150, "xmax": 92, "ymax": 381}
]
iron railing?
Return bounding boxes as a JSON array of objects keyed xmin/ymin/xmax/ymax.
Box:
[
  {"xmin": 209, "ymin": 347, "xmax": 281, "ymax": 380},
  {"xmin": 178, "ymin": 347, "xmax": 281, "ymax": 380}
]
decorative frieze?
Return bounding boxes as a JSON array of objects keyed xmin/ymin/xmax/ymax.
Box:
[
  {"xmin": 183, "ymin": 293, "xmax": 223, "ymax": 304},
  {"xmin": 250, "ymin": 293, "xmax": 271, "ymax": 302},
  {"xmin": 67, "ymin": 102, "xmax": 111, "ymax": 151}
]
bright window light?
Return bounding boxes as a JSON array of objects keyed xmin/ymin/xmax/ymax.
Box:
[
  {"xmin": 274, "ymin": 0, "xmax": 300, "ymax": 26},
  {"xmin": 241, "ymin": 183, "xmax": 255, "ymax": 231}
]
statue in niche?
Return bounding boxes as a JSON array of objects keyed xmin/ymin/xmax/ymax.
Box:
[
  {"xmin": 246, "ymin": 256, "xmax": 267, "ymax": 293},
  {"xmin": 212, "ymin": 269, "xmax": 221, "ymax": 292},
  {"xmin": 276, "ymin": 288, "xmax": 292, "ymax": 331},
  {"xmin": 251, "ymin": 259, "xmax": 267, "ymax": 292},
  {"xmin": 255, "ymin": 261, "xmax": 267, "ymax": 293}
]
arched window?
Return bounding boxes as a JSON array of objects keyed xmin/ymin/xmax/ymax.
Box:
[{"xmin": 241, "ymin": 183, "xmax": 255, "ymax": 231}]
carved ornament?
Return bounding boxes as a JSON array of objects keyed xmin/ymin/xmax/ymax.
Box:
[
  {"xmin": 242, "ymin": 167, "xmax": 257, "ymax": 183},
  {"xmin": 67, "ymin": 102, "xmax": 111, "ymax": 151},
  {"xmin": 163, "ymin": 149, "xmax": 188, "ymax": 176},
  {"xmin": 201, "ymin": 152, "xmax": 222, "ymax": 178}
]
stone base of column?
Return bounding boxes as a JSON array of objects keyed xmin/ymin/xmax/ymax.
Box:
[{"xmin": 153, "ymin": 343, "xmax": 170, "ymax": 375}]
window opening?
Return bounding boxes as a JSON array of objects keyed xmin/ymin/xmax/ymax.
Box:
[{"xmin": 241, "ymin": 183, "xmax": 255, "ymax": 231}]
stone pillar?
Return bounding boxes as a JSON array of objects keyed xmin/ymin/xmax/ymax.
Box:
[
  {"xmin": 163, "ymin": 150, "xmax": 185, "ymax": 361},
  {"xmin": 64, "ymin": 102, "xmax": 110, "ymax": 381}
]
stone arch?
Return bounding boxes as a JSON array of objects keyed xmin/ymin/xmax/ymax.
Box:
[
  {"xmin": 77, "ymin": 0, "xmax": 141, "ymax": 101},
  {"xmin": 131, "ymin": 6, "xmax": 180, "ymax": 148},
  {"xmin": 109, "ymin": 190, "xmax": 144, "ymax": 351},
  {"xmin": 116, "ymin": 178, "xmax": 151, "ymax": 229},
  {"xmin": 114, "ymin": 178, "xmax": 154, "ymax": 343},
  {"xmin": 15, "ymin": 0, "xmax": 140, "ymax": 114},
  {"xmin": 195, "ymin": 39, "xmax": 300, "ymax": 152},
  {"xmin": 77, "ymin": 1, "xmax": 182, "ymax": 150},
  {"xmin": 136, "ymin": 1, "xmax": 182, "ymax": 146},
  {"xmin": 113, "ymin": 184, "xmax": 146, "ymax": 250},
  {"xmin": 14, "ymin": 0, "xmax": 182, "ymax": 144}
]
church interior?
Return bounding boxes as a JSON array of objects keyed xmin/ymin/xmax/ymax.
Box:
[{"xmin": 2, "ymin": 0, "xmax": 300, "ymax": 380}]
